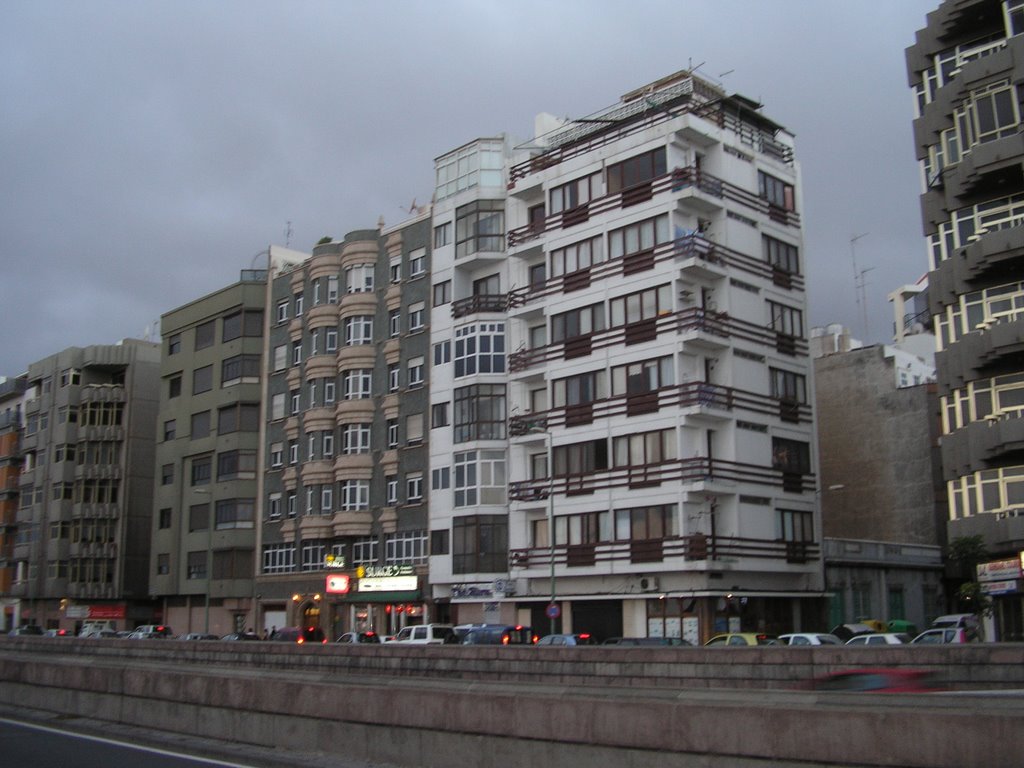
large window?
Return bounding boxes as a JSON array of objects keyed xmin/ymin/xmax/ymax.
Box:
[
  {"xmin": 217, "ymin": 450, "xmax": 257, "ymax": 480},
  {"xmin": 221, "ymin": 354, "xmax": 260, "ymax": 386},
  {"xmin": 763, "ymin": 235, "xmax": 800, "ymax": 274},
  {"xmin": 455, "ymin": 200, "xmax": 504, "ymax": 258},
  {"xmin": 263, "ymin": 544, "xmax": 295, "ymax": 574},
  {"xmin": 611, "ymin": 356, "xmax": 674, "ymax": 396},
  {"xmin": 550, "ymin": 235, "xmax": 605, "ymax": 277},
  {"xmin": 386, "ymin": 530, "xmax": 429, "ymax": 565},
  {"xmin": 194, "ymin": 320, "xmax": 215, "ymax": 351},
  {"xmin": 776, "ymin": 508, "xmax": 813, "ymax": 542},
  {"xmin": 346, "ymin": 264, "xmax": 375, "ymax": 294},
  {"xmin": 222, "ymin": 310, "xmax": 263, "ymax": 341},
  {"xmin": 553, "ymin": 439, "xmax": 609, "ymax": 476},
  {"xmin": 768, "ymin": 300, "xmax": 803, "ymax": 337},
  {"xmin": 606, "ymin": 148, "xmax": 667, "ymax": 194},
  {"xmin": 453, "ymin": 322, "xmax": 505, "ymax": 377},
  {"xmin": 758, "ymin": 171, "xmax": 795, "ymax": 211},
  {"xmin": 453, "ymin": 384, "xmax": 506, "ymax": 442},
  {"xmin": 551, "ymin": 303, "xmax": 605, "ymax": 342},
  {"xmin": 340, "ymin": 480, "xmax": 370, "ymax": 511},
  {"xmin": 215, "ymin": 499, "xmax": 255, "ymax": 530},
  {"xmin": 342, "ymin": 369, "xmax": 373, "ymax": 399},
  {"xmin": 435, "ymin": 141, "xmax": 504, "ymax": 200},
  {"xmin": 192, "ymin": 365, "xmax": 213, "ymax": 395},
  {"xmin": 454, "ymin": 450, "xmax": 506, "ymax": 507},
  {"xmin": 342, "ymin": 424, "xmax": 372, "ymax": 454},
  {"xmin": 217, "ymin": 403, "xmax": 259, "ymax": 433},
  {"xmin": 549, "ymin": 171, "xmax": 601, "ymax": 214},
  {"xmin": 612, "ymin": 428, "xmax": 676, "ymax": 467},
  {"xmin": 344, "ymin": 316, "xmax": 373, "ymax": 346},
  {"xmin": 552, "ymin": 370, "xmax": 603, "ymax": 408},
  {"xmin": 608, "ymin": 214, "xmax": 670, "ymax": 261},
  {"xmin": 770, "ymin": 367, "xmax": 807, "ymax": 403},
  {"xmin": 609, "ymin": 284, "xmax": 672, "ymax": 327},
  {"xmin": 452, "ymin": 514, "xmax": 507, "ymax": 574},
  {"xmin": 771, "ymin": 437, "xmax": 811, "ymax": 475},
  {"xmin": 613, "ymin": 504, "xmax": 677, "ymax": 541}
]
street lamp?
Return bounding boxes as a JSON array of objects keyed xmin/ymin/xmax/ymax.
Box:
[
  {"xmin": 192, "ymin": 487, "xmax": 212, "ymax": 634},
  {"xmin": 547, "ymin": 432, "xmax": 557, "ymax": 636}
]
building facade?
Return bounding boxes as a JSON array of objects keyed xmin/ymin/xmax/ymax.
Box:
[
  {"xmin": 9, "ymin": 340, "xmax": 160, "ymax": 632},
  {"xmin": 0, "ymin": 375, "xmax": 28, "ymax": 630},
  {"xmin": 908, "ymin": 0, "xmax": 1024, "ymax": 639},
  {"xmin": 427, "ymin": 70, "xmax": 824, "ymax": 642},
  {"xmin": 256, "ymin": 223, "xmax": 433, "ymax": 639},
  {"xmin": 149, "ymin": 269, "xmax": 268, "ymax": 636}
]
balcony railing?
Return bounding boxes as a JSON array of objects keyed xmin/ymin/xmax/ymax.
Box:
[
  {"xmin": 509, "ymin": 533, "xmax": 818, "ymax": 570},
  {"xmin": 451, "ymin": 294, "xmax": 508, "ymax": 319},
  {"xmin": 509, "ymin": 381, "xmax": 811, "ymax": 436},
  {"xmin": 508, "ymin": 456, "xmax": 815, "ymax": 501},
  {"xmin": 508, "ymin": 309, "xmax": 807, "ymax": 373}
]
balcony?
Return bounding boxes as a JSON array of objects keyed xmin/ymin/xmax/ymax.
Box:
[
  {"xmin": 508, "ymin": 457, "xmax": 814, "ymax": 501},
  {"xmin": 509, "ymin": 533, "xmax": 818, "ymax": 571},
  {"xmin": 451, "ymin": 294, "xmax": 508, "ymax": 319}
]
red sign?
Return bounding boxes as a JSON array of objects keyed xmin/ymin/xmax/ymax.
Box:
[
  {"xmin": 326, "ymin": 574, "xmax": 351, "ymax": 594},
  {"xmin": 88, "ymin": 604, "xmax": 126, "ymax": 619}
]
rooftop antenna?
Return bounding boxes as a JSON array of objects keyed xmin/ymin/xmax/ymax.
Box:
[
  {"xmin": 850, "ymin": 233, "xmax": 871, "ymax": 341},
  {"xmin": 284, "ymin": 221, "xmax": 293, "ymax": 248}
]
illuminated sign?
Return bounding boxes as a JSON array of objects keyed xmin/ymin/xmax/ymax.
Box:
[
  {"xmin": 977, "ymin": 558, "xmax": 1022, "ymax": 582},
  {"xmin": 326, "ymin": 574, "xmax": 351, "ymax": 594},
  {"xmin": 358, "ymin": 575, "xmax": 418, "ymax": 592},
  {"xmin": 357, "ymin": 565, "xmax": 414, "ymax": 579},
  {"xmin": 324, "ymin": 554, "xmax": 347, "ymax": 569},
  {"xmin": 980, "ymin": 579, "xmax": 1019, "ymax": 595},
  {"xmin": 451, "ymin": 583, "xmax": 494, "ymax": 600}
]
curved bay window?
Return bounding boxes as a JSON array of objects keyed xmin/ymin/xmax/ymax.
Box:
[
  {"xmin": 453, "ymin": 384, "xmax": 506, "ymax": 442},
  {"xmin": 455, "ymin": 200, "xmax": 505, "ymax": 258}
]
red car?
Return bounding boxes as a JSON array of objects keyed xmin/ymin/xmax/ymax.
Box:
[{"xmin": 803, "ymin": 668, "xmax": 940, "ymax": 693}]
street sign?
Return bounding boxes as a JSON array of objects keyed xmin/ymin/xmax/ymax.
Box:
[{"xmin": 545, "ymin": 602, "xmax": 561, "ymax": 619}]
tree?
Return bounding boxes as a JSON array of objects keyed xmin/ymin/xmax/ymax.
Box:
[{"xmin": 946, "ymin": 535, "xmax": 992, "ymax": 617}]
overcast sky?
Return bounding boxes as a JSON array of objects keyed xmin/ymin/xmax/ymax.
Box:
[{"xmin": 1, "ymin": 0, "xmax": 939, "ymax": 375}]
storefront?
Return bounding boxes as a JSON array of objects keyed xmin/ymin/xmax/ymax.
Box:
[
  {"xmin": 327, "ymin": 565, "xmax": 424, "ymax": 638},
  {"xmin": 978, "ymin": 555, "xmax": 1024, "ymax": 641}
]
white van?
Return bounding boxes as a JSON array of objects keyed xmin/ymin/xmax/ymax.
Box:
[
  {"xmin": 78, "ymin": 620, "xmax": 116, "ymax": 638},
  {"xmin": 931, "ymin": 613, "xmax": 982, "ymax": 641},
  {"xmin": 385, "ymin": 624, "xmax": 457, "ymax": 645}
]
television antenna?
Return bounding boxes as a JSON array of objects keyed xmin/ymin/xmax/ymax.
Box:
[{"xmin": 850, "ymin": 233, "xmax": 872, "ymax": 341}]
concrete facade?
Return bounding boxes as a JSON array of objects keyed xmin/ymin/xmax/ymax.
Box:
[
  {"xmin": 149, "ymin": 270, "xmax": 268, "ymax": 637},
  {"xmin": 0, "ymin": 376, "xmax": 28, "ymax": 630},
  {"xmin": 8, "ymin": 340, "xmax": 160, "ymax": 632},
  {"xmin": 908, "ymin": 0, "xmax": 1024, "ymax": 639}
]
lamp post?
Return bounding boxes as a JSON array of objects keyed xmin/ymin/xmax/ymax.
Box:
[
  {"xmin": 192, "ymin": 487, "xmax": 212, "ymax": 634},
  {"xmin": 547, "ymin": 431, "xmax": 557, "ymax": 636}
]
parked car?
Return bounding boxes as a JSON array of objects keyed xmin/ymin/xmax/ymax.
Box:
[
  {"xmin": 8, "ymin": 625, "xmax": 44, "ymax": 637},
  {"xmin": 44, "ymin": 628, "xmax": 71, "ymax": 638},
  {"xmin": 801, "ymin": 668, "xmax": 940, "ymax": 693},
  {"xmin": 930, "ymin": 613, "xmax": 982, "ymax": 642},
  {"xmin": 705, "ymin": 633, "xmax": 776, "ymax": 646},
  {"xmin": 777, "ymin": 633, "xmax": 843, "ymax": 646},
  {"xmin": 221, "ymin": 631, "xmax": 261, "ymax": 641},
  {"xmin": 179, "ymin": 633, "xmax": 220, "ymax": 641},
  {"xmin": 844, "ymin": 633, "xmax": 909, "ymax": 646},
  {"xmin": 78, "ymin": 620, "xmax": 116, "ymax": 638},
  {"xmin": 536, "ymin": 633, "xmax": 598, "ymax": 646},
  {"xmin": 911, "ymin": 627, "xmax": 973, "ymax": 644},
  {"xmin": 387, "ymin": 624, "xmax": 458, "ymax": 645},
  {"xmin": 460, "ymin": 625, "xmax": 537, "ymax": 645},
  {"xmin": 829, "ymin": 623, "xmax": 878, "ymax": 642},
  {"xmin": 336, "ymin": 631, "xmax": 383, "ymax": 644},
  {"xmin": 269, "ymin": 626, "xmax": 327, "ymax": 644},
  {"xmin": 602, "ymin": 636, "xmax": 691, "ymax": 646},
  {"xmin": 127, "ymin": 625, "xmax": 175, "ymax": 640}
]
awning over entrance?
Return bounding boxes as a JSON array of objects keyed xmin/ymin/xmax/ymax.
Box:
[{"xmin": 339, "ymin": 591, "xmax": 421, "ymax": 604}]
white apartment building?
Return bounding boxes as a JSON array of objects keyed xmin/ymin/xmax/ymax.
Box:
[{"xmin": 427, "ymin": 70, "xmax": 824, "ymax": 642}]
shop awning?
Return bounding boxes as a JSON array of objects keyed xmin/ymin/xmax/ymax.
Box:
[{"xmin": 339, "ymin": 591, "xmax": 421, "ymax": 604}]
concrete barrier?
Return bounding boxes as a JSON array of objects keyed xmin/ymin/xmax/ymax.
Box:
[{"xmin": 1, "ymin": 638, "xmax": 1021, "ymax": 767}]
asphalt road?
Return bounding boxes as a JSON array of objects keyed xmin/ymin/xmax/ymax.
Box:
[{"xmin": 0, "ymin": 713, "xmax": 399, "ymax": 768}]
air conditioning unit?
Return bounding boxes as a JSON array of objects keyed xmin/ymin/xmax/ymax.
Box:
[{"xmin": 640, "ymin": 576, "xmax": 660, "ymax": 592}]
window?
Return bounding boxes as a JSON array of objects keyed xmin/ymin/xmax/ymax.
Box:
[
  {"xmin": 611, "ymin": 356, "xmax": 674, "ymax": 396},
  {"xmin": 322, "ymin": 430, "xmax": 334, "ymax": 457},
  {"xmin": 551, "ymin": 303, "xmax": 605, "ymax": 343},
  {"xmin": 341, "ymin": 480, "xmax": 370, "ymax": 511},
  {"xmin": 217, "ymin": 403, "xmax": 259, "ymax": 433},
  {"xmin": 612, "ymin": 428, "xmax": 677, "ymax": 466},
  {"xmin": 386, "ymin": 530, "xmax": 428, "ymax": 565},
  {"xmin": 168, "ymin": 334, "xmax": 181, "ymax": 355},
  {"xmin": 433, "ymin": 280, "xmax": 452, "ymax": 307},
  {"xmin": 320, "ymin": 486, "xmax": 333, "ymax": 513},
  {"xmin": 192, "ymin": 365, "xmax": 213, "ymax": 395},
  {"xmin": 768, "ymin": 300, "xmax": 803, "ymax": 337},
  {"xmin": 435, "ymin": 140, "xmax": 503, "ymax": 200},
  {"xmin": 407, "ymin": 356, "xmax": 425, "ymax": 388},
  {"xmin": 310, "ymin": 329, "xmax": 321, "ymax": 357},
  {"xmin": 292, "ymin": 341, "xmax": 302, "ymax": 366},
  {"xmin": 389, "ymin": 309, "xmax": 401, "ymax": 338},
  {"xmin": 342, "ymin": 369, "xmax": 372, "ymax": 399},
  {"xmin": 434, "ymin": 221, "xmax": 452, "ymax": 247},
  {"xmin": 609, "ymin": 284, "xmax": 672, "ymax": 327},
  {"xmin": 551, "ymin": 235, "xmax": 605, "ymax": 277},
  {"xmin": 217, "ymin": 450, "xmax": 256, "ymax": 480},
  {"xmin": 606, "ymin": 147, "xmax": 666, "ymax": 194},
  {"xmin": 550, "ymin": 171, "xmax": 602, "ymax": 214},
  {"xmin": 770, "ymin": 368, "xmax": 807, "ymax": 403},
  {"xmin": 344, "ymin": 316, "xmax": 373, "ymax": 345},
  {"xmin": 273, "ymin": 344, "xmax": 287, "ymax": 371},
  {"xmin": 263, "ymin": 544, "xmax": 295, "ymax": 574},
  {"xmin": 406, "ymin": 413, "xmax": 424, "ymax": 445},
  {"xmin": 351, "ymin": 537, "xmax": 377, "ymax": 566},
  {"xmin": 276, "ymin": 300, "xmax": 288, "ymax": 324},
  {"xmin": 342, "ymin": 424, "xmax": 372, "ymax": 454},
  {"xmin": 270, "ymin": 442, "xmax": 283, "ymax": 468},
  {"xmin": 312, "ymin": 278, "xmax": 322, "ymax": 305},
  {"xmin": 326, "ymin": 328, "xmax": 338, "ymax": 352},
  {"xmin": 433, "ymin": 340, "xmax": 451, "ymax": 365},
  {"xmin": 386, "ymin": 476, "xmax": 398, "ymax": 505},
  {"xmin": 163, "ymin": 420, "xmax": 176, "ymax": 441},
  {"xmin": 452, "ymin": 514, "xmax": 507, "ymax": 574},
  {"xmin": 389, "ymin": 258, "xmax": 401, "ymax": 284},
  {"xmin": 455, "ymin": 200, "xmax": 504, "ymax": 257},
  {"xmin": 290, "ymin": 390, "xmax": 300, "ymax": 415},
  {"xmin": 187, "ymin": 551, "xmax": 207, "ymax": 580},
  {"xmin": 168, "ymin": 375, "xmax": 182, "ymax": 399},
  {"xmin": 346, "ymin": 264, "xmax": 375, "ymax": 293},
  {"xmin": 432, "ymin": 466, "xmax": 450, "ymax": 489},
  {"xmin": 453, "ymin": 384, "xmax": 505, "ymax": 442},
  {"xmin": 453, "ymin": 322, "xmax": 505, "ymax": 377},
  {"xmin": 324, "ymin": 379, "xmax": 336, "ymax": 404},
  {"xmin": 161, "ymin": 464, "xmax": 174, "ymax": 485},
  {"xmin": 409, "ymin": 250, "xmax": 426, "ymax": 277},
  {"xmin": 286, "ymin": 491, "xmax": 297, "ymax": 517},
  {"xmin": 453, "ymin": 450, "xmax": 506, "ymax": 507},
  {"xmin": 406, "ymin": 473, "xmax": 424, "ymax": 503},
  {"xmin": 972, "ymin": 82, "xmax": 1019, "ymax": 143},
  {"xmin": 553, "ymin": 439, "xmax": 609, "ymax": 476},
  {"xmin": 408, "ymin": 301, "xmax": 425, "ymax": 332},
  {"xmin": 158, "ymin": 508, "xmax": 172, "ymax": 529},
  {"xmin": 763, "ymin": 235, "xmax": 800, "ymax": 274},
  {"xmin": 301, "ymin": 540, "xmax": 326, "ymax": 571},
  {"xmin": 288, "ymin": 440, "xmax": 298, "ymax": 465},
  {"xmin": 387, "ymin": 363, "xmax": 400, "ymax": 392},
  {"xmin": 608, "ymin": 214, "xmax": 670, "ymax": 263},
  {"xmin": 294, "ymin": 293, "xmax": 304, "ymax": 316},
  {"xmin": 772, "ymin": 437, "xmax": 811, "ymax": 475},
  {"xmin": 271, "ymin": 393, "xmax": 285, "ymax": 421},
  {"xmin": 758, "ymin": 171, "xmax": 796, "ymax": 212},
  {"xmin": 327, "ymin": 275, "xmax": 339, "ymax": 303},
  {"xmin": 191, "ymin": 456, "xmax": 212, "ymax": 486},
  {"xmin": 156, "ymin": 554, "xmax": 170, "ymax": 576},
  {"xmin": 432, "ymin": 402, "xmax": 450, "ymax": 428},
  {"xmin": 612, "ymin": 504, "xmax": 677, "ymax": 541},
  {"xmin": 222, "ymin": 310, "xmax": 263, "ymax": 341},
  {"xmin": 194, "ymin": 320, "xmax": 215, "ymax": 350},
  {"xmin": 215, "ymin": 498, "xmax": 255, "ymax": 530},
  {"xmin": 221, "ymin": 354, "xmax": 260, "ymax": 386},
  {"xmin": 553, "ymin": 370, "xmax": 602, "ymax": 410},
  {"xmin": 777, "ymin": 508, "xmax": 813, "ymax": 542},
  {"xmin": 386, "ymin": 419, "xmax": 399, "ymax": 448}
]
